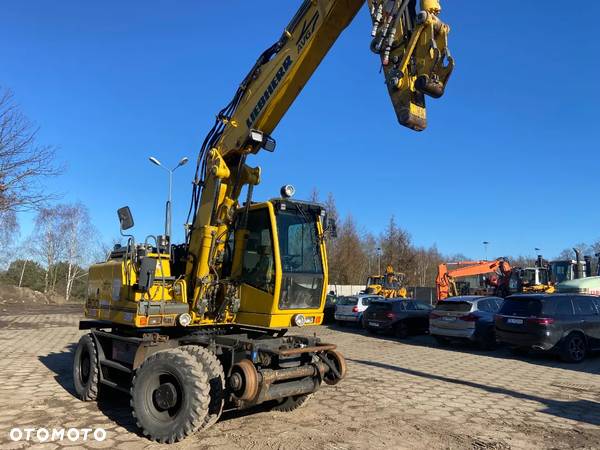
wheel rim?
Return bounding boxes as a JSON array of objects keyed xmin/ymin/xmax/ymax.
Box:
[
  {"xmin": 569, "ymin": 336, "xmax": 585, "ymax": 361},
  {"xmin": 145, "ymin": 371, "xmax": 184, "ymax": 423},
  {"xmin": 79, "ymin": 348, "xmax": 91, "ymax": 384}
]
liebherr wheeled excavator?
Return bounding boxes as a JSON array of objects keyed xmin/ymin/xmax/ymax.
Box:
[{"xmin": 73, "ymin": 0, "xmax": 453, "ymax": 443}]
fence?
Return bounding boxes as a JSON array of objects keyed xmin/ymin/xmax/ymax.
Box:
[{"xmin": 327, "ymin": 284, "xmax": 437, "ymax": 304}]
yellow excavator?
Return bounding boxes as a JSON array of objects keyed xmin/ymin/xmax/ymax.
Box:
[
  {"xmin": 73, "ymin": 0, "xmax": 453, "ymax": 443},
  {"xmin": 366, "ymin": 265, "xmax": 408, "ymax": 297}
]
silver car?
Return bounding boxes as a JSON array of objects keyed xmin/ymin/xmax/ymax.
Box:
[
  {"xmin": 429, "ymin": 296, "xmax": 504, "ymax": 348},
  {"xmin": 334, "ymin": 294, "xmax": 383, "ymax": 325}
]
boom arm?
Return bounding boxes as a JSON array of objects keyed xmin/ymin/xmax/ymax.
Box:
[
  {"xmin": 437, "ymin": 259, "xmax": 512, "ymax": 300},
  {"xmin": 185, "ymin": 0, "xmax": 453, "ymax": 323}
]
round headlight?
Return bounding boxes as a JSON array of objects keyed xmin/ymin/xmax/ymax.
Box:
[
  {"xmin": 293, "ymin": 314, "xmax": 306, "ymax": 327},
  {"xmin": 178, "ymin": 313, "xmax": 192, "ymax": 327},
  {"xmin": 280, "ymin": 184, "xmax": 296, "ymax": 198}
]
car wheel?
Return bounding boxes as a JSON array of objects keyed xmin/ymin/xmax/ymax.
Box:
[
  {"xmin": 393, "ymin": 321, "xmax": 409, "ymax": 339},
  {"xmin": 477, "ymin": 328, "xmax": 497, "ymax": 351},
  {"xmin": 560, "ymin": 333, "xmax": 587, "ymax": 363},
  {"xmin": 509, "ymin": 346, "xmax": 529, "ymax": 356},
  {"xmin": 434, "ymin": 335, "xmax": 450, "ymax": 346}
]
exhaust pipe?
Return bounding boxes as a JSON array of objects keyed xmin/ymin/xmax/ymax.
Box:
[
  {"xmin": 573, "ymin": 248, "xmax": 583, "ymax": 279},
  {"xmin": 584, "ymin": 256, "xmax": 593, "ymax": 278},
  {"xmin": 536, "ymin": 255, "xmax": 544, "ymax": 268}
]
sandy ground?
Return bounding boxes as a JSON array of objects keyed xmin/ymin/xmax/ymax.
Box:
[{"xmin": 0, "ymin": 304, "xmax": 599, "ymax": 449}]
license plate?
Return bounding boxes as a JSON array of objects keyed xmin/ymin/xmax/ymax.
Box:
[
  {"xmin": 369, "ymin": 322, "xmax": 380, "ymax": 327},
  {"xmin": 441, "ymin": 316, "xmax": 456, "ymax": 322},
  {"xmin": 507, "ymin": 318, "xmax": 524, "ymax": 324}
]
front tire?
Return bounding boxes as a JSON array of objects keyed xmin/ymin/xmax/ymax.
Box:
[
  {"xmin": 131, "ymin": 349, "xmax": 210, "ymax": 443},
  {"xmin": 560, "ymin": 333, "xmax": 587, "ymax": 363},
  {"xmin": 180, "ymin": 345, "xmax": 225, "ymax": 429},
  {"xmin": 272, "ymin": 394, "xmax": 312, "ymax": 412},
  {"xmin": 393, "ymin": 321, "xmax": 409, "ymax": 339},
  {"xmin": 73, "ymin": 334, "xmax": 100, "ymax": 401}
]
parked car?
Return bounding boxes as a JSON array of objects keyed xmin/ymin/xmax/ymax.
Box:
[
  {"xmin": 323, "ymin": 293, "xmax": 337, "ymax": 324},
  {"xmin": 495, "ymin": 293, "xmax": 600, "ymax": 362},
  {"xmin": 429, "ymin": 296, "xmax": 504, "ymax": 349},
  {"xmin": 334, "ymin": 294, "xmax": 383, "ymax": 325},
  {"xmin": 362, "ymin": 298, "xmax": 432, "ymax": 338}
]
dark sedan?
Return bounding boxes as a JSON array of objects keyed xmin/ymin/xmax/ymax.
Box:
[{"xmin": 362, "ymin": 298, "xmax": 433, "ymax": 338}]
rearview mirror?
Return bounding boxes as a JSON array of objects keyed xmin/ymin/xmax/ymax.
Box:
[{"xmin": 117, "ymin": 206, "xmax": 134, "ymax": 231}]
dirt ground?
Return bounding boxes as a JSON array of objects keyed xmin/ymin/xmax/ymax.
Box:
[{"xmin": 1, "ymin": 305, "xmax": 599, "ymax": 449}]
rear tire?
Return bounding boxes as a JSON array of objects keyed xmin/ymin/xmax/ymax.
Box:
[
  {"xmin": 180, "ymin": 345, "xmax": 225, "ymax": 429},
  {"xmin": 272, "ymin": 394, "xmax": 312, "ymax": 412},
  {"xmin": 477, "ymin": 328, "xmax": 497, "ymax": 351},
  {"xmin": 393, "ymin": 321, "xmax": 409, "ymax": 339},
  {"xmin": 434, "ymin": 335, "xmax": 450, "ymax": 346},
  {"xmin": 131, "ymin": 349, "xmax": 210, "ymax": 443},
  {"xmin": 509, "ymin": 346, "xmax": 529, "ymax": 356},
  {"xmin": 73, "ymin": 334, "xmax": 100, "ymax": 401},
  {"xmin": 560, "ymin": 333, "xmax": 587, "ymax": 363}
]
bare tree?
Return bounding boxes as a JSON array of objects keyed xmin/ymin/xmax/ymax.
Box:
[
  {"xmin": 61, "ymin": 203, "xmax": 95, "ymax": 301},
  {"xmin": 32, "ymin": 207, "xmax": 65, "ymax": 294},
  {"xmin": 0, "ymin": 87, "xmax": 61, "ymax": 213}
]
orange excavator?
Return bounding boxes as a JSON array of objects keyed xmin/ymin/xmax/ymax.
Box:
[{"xmin": 436, "ymin": 258, "xmax": 512, "ymax": 301}]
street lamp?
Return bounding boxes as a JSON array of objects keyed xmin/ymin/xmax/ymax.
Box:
[
  {"xmin": 149, "ymin": 155, "xmax": 189, "ymax": 250},
  {"xmin": 377, "ymin": 247, "xmax": 382, "ymax": 275},
  {"xmin": 482, "ymin": 241, "xmax": 490, "ymax": 260}
]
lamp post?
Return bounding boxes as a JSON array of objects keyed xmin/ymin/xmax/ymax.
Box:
[
  {"xmin": 149, "ymin": 156, "xmax": 189, "ymax": 249},
  {"xmin": 482, "ymin": 241, "xmax": 490, "ymax": 260},
  {"xmin": 377, "ymin": 247, "xmax": 382, "ymax": 275}
]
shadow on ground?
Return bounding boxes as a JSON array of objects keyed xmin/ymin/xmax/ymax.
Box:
[
  {"xmin": 348, "ymin": 356, "xmax": 600, "ymax": 426},
  {"xmin": 38, "ymin": 343, "xmax": 281, "ymax": 437},
  {"xmin": 326, "ymin": 322, "xmax": 600, "ymax": 376}
]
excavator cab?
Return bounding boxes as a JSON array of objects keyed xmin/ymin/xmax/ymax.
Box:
[{"xmin": 232, "ymin": 199, "xmax": 328, "ymax": 328}]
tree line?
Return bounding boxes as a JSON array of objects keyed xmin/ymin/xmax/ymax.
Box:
[
  {"xmin": 1, "ymin": 85, "xmax": 599, "ymax": 302},
  {"xmin": 311, "ymin": 189, "xmax": 600, "ymax": 287}
]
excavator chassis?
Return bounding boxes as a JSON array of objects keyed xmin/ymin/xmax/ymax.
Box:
[{"xmin": 73, "ymin": 321, "xmax": 346, "ymax": 443}]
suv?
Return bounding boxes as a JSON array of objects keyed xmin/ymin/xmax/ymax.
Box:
[
  {"xmin": 334, "ymin": 294, "xmax": 383, "ymax": 325},
  {"xmin": 495, "ymin": 293, "xmax": 600, "ymax": 362},
  {"xmin": 429, "ymin": 296, "xmax": 504, "ymax": 349},
  {"xmin": 362, "ymin": 298, "xmax": 432, "ymax": 338}
]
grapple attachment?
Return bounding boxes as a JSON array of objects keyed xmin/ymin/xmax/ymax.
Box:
[{"xmin": 369, "ymin": 0, "xmax": 454, "ymax": 131}]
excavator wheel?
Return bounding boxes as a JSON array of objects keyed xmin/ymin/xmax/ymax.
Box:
[
  {"xmin": 180, "ymin": 345, "xmax": 225, "ymax": 429},
  {"xmin": 271, "ymin": 394, "xmax": 312, "ymax": 412},
  {"xmin": 130, "ymin": 349, "xmax": 210, "ymax": 444},
  {"xmin": 73, "ymin": 333, "xmax": 100, "ymax": 401}
]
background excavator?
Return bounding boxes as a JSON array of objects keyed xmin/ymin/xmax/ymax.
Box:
[
  {"xmin": 365, "ymin": 264, "xmax": 408, "ymax": 298},
  {"xmin": 436, "ymin": 258, "xmax": 512, "ymax": 301},
  {"xmin": 72, "ymin": 0, "xmax": 454, "ymax": 443}
]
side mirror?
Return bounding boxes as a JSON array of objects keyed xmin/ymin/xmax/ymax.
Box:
[
  {"xmin": 327, "ymin": 218, "xmax": 337, "ymax": 238},
  {"xmin": 117, "ymin": 206, "xmax": 134, "ymax": 231}
]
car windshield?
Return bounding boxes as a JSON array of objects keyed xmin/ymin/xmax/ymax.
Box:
[
  {"xmin": 338, "ymin": 297, "xmax": 358, "ymax": 306},
  {"xmin": 435, "ymin": 301, "xmax": 472, "ymax": 312}
]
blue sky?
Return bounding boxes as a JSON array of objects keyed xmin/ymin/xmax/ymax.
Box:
[{"xmin": 2, "ymin": 1, "xmax": 599, "ymax": 260}]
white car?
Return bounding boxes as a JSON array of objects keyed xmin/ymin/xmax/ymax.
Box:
[{"xmin": 334, "ymin": 294, "xmax": 384, "ymax": 325}]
